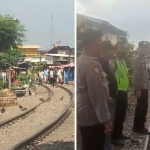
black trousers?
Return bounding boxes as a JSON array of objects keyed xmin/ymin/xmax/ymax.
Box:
[
  {"xmin": 112, "ymin": 90, "xmax": 128, "ymax": 139},
  {"xmin": 49, "ymin": 78, "xmax": 55, "ymax": 87},
  {"xmin": 133, "ymin": 89, "xmax": 148, "ymax": 131},
  {"xmin": 78, "ymin": 124, "xmax": 105, "ymax": 150}
]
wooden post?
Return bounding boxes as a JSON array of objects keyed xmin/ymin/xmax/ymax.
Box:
[
  {"xmin": 25, "ymin": 85, "xmax": 29, "ymax": 97},
  {"xmin": 8, "ymin": 68, "xmax": 11, "ymax": 89},
  {"xmin": 68, "ymin": 49, "xmax": 71, "ymax": 64}
]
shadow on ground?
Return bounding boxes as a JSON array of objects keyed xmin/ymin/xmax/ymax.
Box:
[{"xmin": 24, "ymin": 141, "xmax": 74, "ymax": 150}]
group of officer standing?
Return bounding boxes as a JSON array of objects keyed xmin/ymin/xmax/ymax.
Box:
[{"xmin": 77, "ymin": 28, "xmax": 150, "ymax": 150}]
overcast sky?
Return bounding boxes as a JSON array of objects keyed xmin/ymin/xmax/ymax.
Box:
[
  {"xmin": 0, "ymin": 0, "xmax": 74, "ymax": 50},
  {"xmin": 77, "ymin": 0, "xmax": 150, "ymax": 49}
]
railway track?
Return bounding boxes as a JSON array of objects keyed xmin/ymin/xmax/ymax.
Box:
[
  {"xmin": 0, "ymin": 85, "xmax": 73, "ymax": 150},
  {"xmin": 30, "ymin": 111, "xmax": 74, "ymax": 150},
  {"xmin": 0, "ymin": 85, "xmax": 52, "ymax": 128},
  {"xmin": 9, "ymin": 86, "xmax": 74, "ymax": 150},
  {"xmin": 143, "ymin": 126, "xmax": 150, "ymax": 150},
  {"xmin": 21, "ymin": 86, "xmax": 74, "ymax": 150},
  {"xmin": 142, "ymin": 96, "xmax": 150, "ymax": 150},
  {"xmin": 110, "ymin": 90, "xmax": 150, "ymax": 150}
]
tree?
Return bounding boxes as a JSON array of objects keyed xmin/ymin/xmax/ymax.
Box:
[
  {"xmin": 0, "ymin": 47, "xmax": 23, "ymax": 67},
  {"xmin": 119, "ymin": 32, "xmax": 135, "ymax": 69},
  {"xmin": 0, "ymin": 14, "xmax": 26, "ymax": 66},
  {"xmin": 0, "ymin": 14, "xmax": 26, "ymax": 51}
]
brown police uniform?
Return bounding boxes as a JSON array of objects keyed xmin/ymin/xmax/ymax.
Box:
[
  {"xmin": 77, "ymin": 52, "xmax": 111, "ymax": 150},
  {"xmin": 132, "ymin": 53, "xmax": 150, "ymax": 131}
]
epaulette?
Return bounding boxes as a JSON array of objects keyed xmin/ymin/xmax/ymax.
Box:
[{"xmin": 92, "ymin": 57, "xmax": 98, "ymax": 60}]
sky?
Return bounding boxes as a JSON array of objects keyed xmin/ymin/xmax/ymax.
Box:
[
  {"xmin": 77, "ymin": 0, "xmax": 150, "ymax": 49},
  {"xmin": 0, "ymin": 0, "xmax": 74, "ymax": 50}
]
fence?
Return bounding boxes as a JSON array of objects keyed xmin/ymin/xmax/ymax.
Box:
[
  {"xmin": 0, "ymin": 70, "xmax": 18, "ymax": 107},
  {"xmin": 0, "ymin": 88, "xmax": 17, "ymax": 107}
]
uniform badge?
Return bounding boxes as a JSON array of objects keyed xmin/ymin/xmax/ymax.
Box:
[{"xmin": 94, "ymin": 66, "xmax": 100, "ymax": 74}]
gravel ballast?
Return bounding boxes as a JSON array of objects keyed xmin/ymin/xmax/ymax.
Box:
[
  {"xmin": 27, "ymin": 84, "xmax": 75, "ymax": 150},
  {"xmin": 0, "ymin": 86, "xmax": 48, "ymax": 122},
  {"xmin": 76, "ymin": 90, "xmax": 150, "ymax": 150},
  {"xmin": 0, "ymin": 86, "xmax": 70, "ymax": 150},
  {"xmin": 112, "ymin": 91, "xmax": 150, "ymax": 150}
]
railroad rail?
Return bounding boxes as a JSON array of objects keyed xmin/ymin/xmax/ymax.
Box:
[
  {"xmin": 0, "ymin": 84, "xmax": 52, "ymax": 128},
  {"xmin": 143, "ymin": 126, "xmax": 150, "ymax": 150},
  {"xmin": 9, "ymin": 86, "xmax": 73, "ymax": 150}
]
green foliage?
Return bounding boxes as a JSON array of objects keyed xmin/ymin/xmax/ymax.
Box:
[
  {"xmin": 28, "ymin": 74, "xmax": 36, "ymax": 92},
  {"xmin": 0, "ymin": 14, "xmax": 25, "ymax": 67},
  {"xmin": 124, "ymin": 42, "xmax": 134, "ymax": 68},
  {"xmin": 119, "ymin": 33, "xmax": 135, "ymax": 69},
  {"xmin": 0, "ymin": 48, "xmax": 23, "ymax": 66},
  {"xmin": 0, "ymin": 14, "xmax": 26, "ymax": 51},
  {"xmin": 0, "ymin": 79, "xmax": 4, "ymax": 90},
  {"xmin": 12, "ymin": 73, "xmax": 36, "ymax": 92},
  {"xmin": 33, "ymin": 62, "xmax": 45, "ymax": 73}
]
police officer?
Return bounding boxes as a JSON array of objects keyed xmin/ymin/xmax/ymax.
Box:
[
  {"xmin": 77, "ymin": 29, "xmax": 113, "ymax": 150},
  {"xmin": 132, "ymin": 41, "xmax": 150, "ymax": 134},
  {"xmin": 109, "ymin": 41, "xmax": 130, "ymax": 146},
  {"xmin": 98, "ymin": 41, "xmax": 118, "ymax": 150}
]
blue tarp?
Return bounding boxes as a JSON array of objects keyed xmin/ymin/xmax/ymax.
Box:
[{"xmin": 64, "ymin": 67, "xmax": 74, "ymax": 84}]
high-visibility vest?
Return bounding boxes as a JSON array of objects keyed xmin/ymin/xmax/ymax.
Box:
[{"xmin": 115, "ymin": 59, "xmax": 129, "ymax": 91}]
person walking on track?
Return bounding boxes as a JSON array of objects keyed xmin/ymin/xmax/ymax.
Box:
[
  {"xmin": 77, "ymin": 29, "xmax": 113, "ymax": 150},
  {"xmin": 53, "ymin": 68, "xmax": 58, "ymax": 87},
  {"xmin": 49, "ymin": 68, "xmax": 55, "ymax": 87},
  {"xmin": 99, "ymin": 41, "xmax": 118, "ymax": 150},
  {"xmin": 132, "ymin": 41, "xmax": 150, "ymax": 135},
  {"xmin": 109, "ymin": 41, "xmax": 130, "ymax": 147},
  {"xmin": 43, "ymin": 68, "xmax": 49, "ymax": 84},
  {"xmin": 38, "ymin": 70, "xmax": 44, "ymax": 85}
]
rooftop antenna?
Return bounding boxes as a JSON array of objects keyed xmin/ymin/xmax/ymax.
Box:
[{"xmin": 53, "ymin": 41, "xmax": 61, "ymax": 48}]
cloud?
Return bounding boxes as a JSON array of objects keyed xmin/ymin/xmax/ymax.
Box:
[
  {"xmin": 76, "ymin": 1, "xmax": 87, "ymax": 14},
  {"xmin": 76, "ymin": 0, "xmax": 150, "ymax": 48}
]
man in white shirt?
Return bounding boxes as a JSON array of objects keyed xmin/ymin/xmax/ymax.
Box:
[
  {"xmin": 57, "ymin": 68, "xmax": 63, "ymax": 85},
  {"xmin": 39, "ymin": 70, "xmax": 44, "ymax": 85}
]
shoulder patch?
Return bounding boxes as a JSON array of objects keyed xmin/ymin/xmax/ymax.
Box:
[{"xmin": 94, "ymin": 66, "xmax": 100, "ymax": 74}]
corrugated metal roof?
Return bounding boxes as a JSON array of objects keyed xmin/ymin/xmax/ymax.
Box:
[
  {"xmin": 77, "ymin": 13, "xmax": 127, "ymax": 37},
  {"xmin": 18, "ymin": 45, "xmax": 41, "ymax": 49},
  {"xmin": 45, "ymin": 54, "xmax": 74, "ymax": 57}
]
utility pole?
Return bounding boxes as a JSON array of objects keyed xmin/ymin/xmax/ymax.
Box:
[
  {"xmin": 51, "ymin": 14, "xmax": 53, "ymax": 48},
  {"xmin": 68, "ymin": 47, "xmax": 71, "ymax": 75},
  {"xmin": 68, "ymin": 48, "xmax": 71, "ymax": 64}
]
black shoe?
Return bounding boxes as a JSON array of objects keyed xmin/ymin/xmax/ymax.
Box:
[
  {"xmin": 112, "ymin": 139, "xmax": 125, "ymax": 147},
  {"xmin": 133, "ymin": 128, "xmax": 150, "ymax": 135},
  {"xmin": 119, "ymin": 134, "xmax": 130, "ymax": 140}
]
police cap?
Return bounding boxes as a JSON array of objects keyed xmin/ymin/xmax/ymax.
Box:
[{"xmin": 139, "ymin": 41, "xmax": 150, "ymax": 49}]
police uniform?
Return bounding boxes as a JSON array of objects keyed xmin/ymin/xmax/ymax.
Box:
[
  {"xmin": 132, "ymin": 41, "xmax": 150, "ymax": 132},
  {"xmin": 99, "ymin": 56, "xmax": 118, "ymax": 150},
  {"xmin": 77, "ymin": 52, "xmax": 111, "ymax": 150},
  {"xmin": 109, "ymin": 58, "xmax": 130, "ymax": 140}
]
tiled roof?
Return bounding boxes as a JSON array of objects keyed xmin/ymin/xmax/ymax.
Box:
[{"xmin": 18, "ymin": 45, "xmax": 41, "ymax": 49}]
